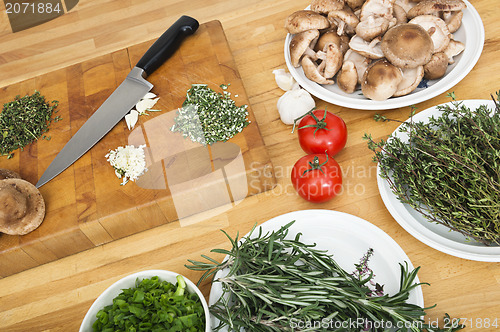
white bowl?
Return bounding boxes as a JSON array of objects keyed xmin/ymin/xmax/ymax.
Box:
[{"xmin": 80, "ymin": 270, "xmax": 211, "ymax": 332}]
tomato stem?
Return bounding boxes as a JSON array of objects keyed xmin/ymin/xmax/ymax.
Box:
[
  {"xmin": 293, "ymin": 109, "xmax": 332, "ymax": 137},
  {"xmin": 301, "ymin": 154, "xmax": 329, "ymax": 177}
]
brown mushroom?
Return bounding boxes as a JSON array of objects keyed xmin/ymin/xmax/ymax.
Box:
[
  {"xmin": 424, "ymin": 52, "xmax": 449, "ymax": 79},
  {"xmin": 311, "ymin": 0, "xmax": 345, "ymax": 15},
  {"xmin": 290, "ymin": 29, "xmax": 321, "ymax": 67},
  {"xmin": 442, "ymin": 10, "xmax": 463, "ymax": 33},
  {"xmin": 393, "ymin": 65, "xmax": 425, "ymax": 96},
  {"xmin": 328, "ymin": 6, "xmax": 360, "ymax": 35},
  {"xmin": 355, "ymin": 16, "xmax": 391, "ymax": 41},
  {"xmin": 359, "ymin": 0, "xmax": 395, "ymax": 21},
  {"xmin": 345, "ymin": 0, "xmax": 366, "ymax": 11},
  {"xmin": 337, "ymin": 60, "xmax": 359, "ymax": 93},
  {"xmin": 285, "ymin": 10, "xmax": 331, "ymax": 34},
  {"xmin": 301, "ymin": 56, "xmax": 335, "ymax": 85},
  {"xmin": 393, "ymin": 4, "xmax": 408, "ymax": 25},
  {"xmin": 349, "ymin": 35, "xmax": 384, "ymax": 59},
  {"xmin": 0, "ymin": 179, "xmax": 45, "ymax": 235},
  {"xmin": 381, "ymin": 23, "xmax": 434, "ymax": 68},
  {"xmin": 407, "ymin": 0, "xmax": 466, "ymax": 20},
  {"xmin": 409, "ymin": 15, "xmax": 451, "ymax": 53},
  {"xmin": 314, "ymin": 30, "xmax": 350, "ymax": 55},
  {"xmin": 344, "ymin": 49, "xmax": 372, "ymax": 84},
  {"xmin": 0, "ymin": 168, "xmax": 21, "ymax": 180},
  {"xmin": 321, "ymin": 43, "xmax": 344, "ymax": 78},
  {"xmin": 361, "ymin": 59, "xmax": 403, "ymax": 100},
  {"xmin": 443, "ymin": 39, "xmax": 465, "ymax": 64}
]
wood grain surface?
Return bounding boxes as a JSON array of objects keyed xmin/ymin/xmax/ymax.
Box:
[{"xmin": 0, "ymin": 0, "xmax": 499, "ymax": 331}]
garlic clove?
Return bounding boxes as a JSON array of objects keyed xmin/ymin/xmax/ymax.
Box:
[
  {"xmin": 125, "ymin": 110, "xmax": 139, "ymax": 130},
  {"xmin": 136, "ymin": 97, "xmax": 160, "ymax": 114},
  {"xmin": 143, "ymin": 92, "xmax": 157, "ymax": 99},
  {"xmin": 272, "ymin": 69, "xmax": 298, "ymax": 91}
]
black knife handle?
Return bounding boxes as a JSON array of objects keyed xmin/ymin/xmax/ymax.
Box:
[{"xmin": 136, "ymin": 15, "xmax": 199, "ymax": 77}]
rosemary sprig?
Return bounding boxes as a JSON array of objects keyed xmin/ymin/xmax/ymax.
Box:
[
  {"xmin": 0, "ymin": 91, "xmax": 59, "ymax": 158},
  {"xmin": 186, "ymin": 221, "xmax": 461, "ymax": 331},
  {"xmin": 365, "ymin": 91, "xmax": 500, "ymax": 245}
]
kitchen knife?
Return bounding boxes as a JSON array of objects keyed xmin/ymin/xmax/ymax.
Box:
[{"xmin": 36, "ymin": 15, "xmax": 199, "ymax": 188}]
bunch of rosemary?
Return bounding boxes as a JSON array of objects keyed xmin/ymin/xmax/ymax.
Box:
[
  {"xmin": 365, "ymin": 92, "xmax": 500, "ymax": 245},
  {"xmin": 186, "ymin": 221, "xmax": 462, "ymax": 332},
  {"xmin": 171, "ymin": 84, "xmax": 249, "ymax": 145},
  {"xmin": 0, "ymin": 91, "xmax": 59, "ymax": 158}
]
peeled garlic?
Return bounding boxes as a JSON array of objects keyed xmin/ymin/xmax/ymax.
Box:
[
  {"xmin": 273, "ymin": 69, "xmax": 299, "ymax": 91},
  {"xmin": 143, "ymin": 92, "xmax": 157, "ymax": 99},
  {"xmin": 125, "ymin": 110, "xmax": 139, "ymax": 130},
  {"xmin": 136, "ymin": 97, "xmax": 160, "ymax": 114}
]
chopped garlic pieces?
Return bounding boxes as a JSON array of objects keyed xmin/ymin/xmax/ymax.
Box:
[{"xmin": 105, "ymin": 145, "xmax": 147, "ymax": 185}]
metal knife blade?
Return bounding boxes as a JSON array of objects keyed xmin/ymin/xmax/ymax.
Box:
[{"xmin": 36, "ymin": 16, "xmax": 199, "ymax": 188}]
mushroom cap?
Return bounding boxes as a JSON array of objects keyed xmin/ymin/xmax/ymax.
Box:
[
  {"xmin": 443, "ymin": 39, "xmax": 465, "ymax": 64},
  {"xmin": 409, "ymin": 15, "xmax": 451, "ymax": 53},
  {"xmin": 443, "ymin": 10, "xmax": 463, "ymax": 33},
  {"xmin": 344, "ymin": 49, "xmax": 372, "ymax": 84},
  {"xmin": 301, "ymin": 56, "xmax": 335, "ymax": 85},
  {"xmin": 359, "ymin": 0, "xmax": 395, "ymax": 21},
  {"xmin": 0, "ymin": 168, "xmax": 21, "ymax": 180},
  {"xmin": 345, "ymin": 0, "xmax": 366, "ymax": 11},
  {"xmin": 315, "ymin": 29, "xmax": 342, "ymax": 52},
  {"xmin": 323, "ymin": 43, "xmax": 344, "ymax": 78},
  {"xmin": 407, "ymin": 0, "xmax": 466, "ymax": 19},
  {"xmin": 337, "ymin": 60, "xmax": 359, "ymax": 93},
  {"xmin": 424, "ymin": 52, "xmax": 449, "ymax": 79},
  {"xmin": 381, "ymin": 23, "xmax": 434, "ymax": 68},
  {"xmin": 361, "ymin": 59, "xmax": 403, "ymax": 100},
  {"xmin": 290, "ymin": 29, "xmax": 320, "ymax": 67},
  {"xmin": 327, "ymin": 5, "xmax": 360, "ymax": 34},
  {"xmin": 393, "ymin": 65, "xmax": 425, "ymax": 97},
  {"xmin": 285, "ymin": 10, "xmax": 331, "ymax": 34},
  {"xmin": 393, "ymin": 4, "xmax": 409, "ymax": 25},
  {"xmin": 311, "ymin": 0, "xmax": 345, "ymax": 15},
  {"xmin": 355, "ymin": 16, "xmax": 391, "ymax": 41},
  {"xmin": 0, "ymin": 179, "xmax": 45, "ymax": 235}
]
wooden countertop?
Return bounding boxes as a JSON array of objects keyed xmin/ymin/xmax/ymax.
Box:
[{"xmin": 0, "ymin": 0, "xmax": 499, "ymax": 331}]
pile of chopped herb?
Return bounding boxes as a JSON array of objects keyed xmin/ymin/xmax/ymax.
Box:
[
  {"xmin": 171, "ymin": 84, "xmax": 249, "ymax": 145},
  {"xmin": 92, "ymin": 275, "xmax": 206, "ymax": 331},
  {"xmin": 365, "ymin": 92, "xmax": 500, "ymax": 245},
  {"xmin": 0, "ymin": 91, "xmax": 59, "ymax": 158}
]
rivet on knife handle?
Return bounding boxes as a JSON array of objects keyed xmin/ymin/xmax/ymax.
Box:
[{"xmin": 136, "ymin": 15, "xmax": 199, "ymax": 77}]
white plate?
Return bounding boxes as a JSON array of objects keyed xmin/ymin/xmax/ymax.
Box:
[
  {"xmin": 208, "ymin": 209, "xmax": 424, "ymax": 330},
  {"xmin": 377, "ymin": 100, "xmax": 500, "ymax": 261},
  {"xmin": 284, "ymin": 0, "xmax": 484, "ymax": 110}
]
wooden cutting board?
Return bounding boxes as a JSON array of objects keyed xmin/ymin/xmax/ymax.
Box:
[{"xmin": 0, "ymin": 20, "xmax": 276, "ymax": 277}]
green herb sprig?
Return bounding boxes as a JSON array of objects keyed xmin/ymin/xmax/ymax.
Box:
[
  {"xmin": 171, "ymin": 84, "xmax": 249, "ymax": 145},
  {"xmin": 365, "ymin": 92, "xmax": 500, "ymax": 245},
  {"xmin": 92, "ymin": 275, "xmax": 206, "ymax": 331},
  {"xmin": 186, "ymin": 221, "xmax": 461, "ymax": 331},
  {"xmin": 0, "ymin": 91, "xmax": 59, "ymax": 158}
]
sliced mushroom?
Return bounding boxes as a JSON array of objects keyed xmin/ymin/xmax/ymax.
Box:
[
  {"xmin": 381, "ymin": 23, "xmax": 434, "ymax": 68},
  {"xmin": 328, "ymin": 6, "xmax": 360, "ymax": 35},
  {"xmin": 285, "ymin": 10, "xmax": 331, "ymax": 34},
  {"xmin": 407, "ymin": 0, "xmax": 466, "ymax": 20},
  {"xmin": 409, "ymin": 15, "xmax": 451, "ymax": 53},
  {"xmin": 393, "ymin": 65, "xmax": 424, "ymax": 96},
  {"xmin": 311, "ymin": 0, "xmax": 345, "ymax": 15},
  {"xmin": 290, "ymin": 29, "xmax": 321, "ymax": 67},
  {"xmin": 337, "ymin": 60, "xmax": 359, "ymax": 93},
  {"xmin": 442, "ymin": 10, "xmax": 463, "ymax": 33},
  {"xmin": 301, "ymin": 56, "xmax": 335, "ymax": 85},
  {"xmin": 443, "ymin": 39, "xmax": 465, "ymax": 64},
  {"xmin": 355, "ymin": 15, "xmax": 391, "ymax": 41},
  {"xmin": 424, "ymin": 52, "xmax": 449, "ymax": 79},
  {"xmin": 344, "ymin": 49, "xmax": 372, "ymax": 84},
  {"xmin": 349, "ymin": 35, "xmax": 384, "ymax": 59},
  {"xmin": 359, "ymin": 0, "xmax": 395, "ymax": 21},
  {"xmin": 0, "ymin": 179, "xmax": 45, "ymax": 235},
  {"xmin": 362, "ymin": 59, "xmax": 403, "ymax": 100}
]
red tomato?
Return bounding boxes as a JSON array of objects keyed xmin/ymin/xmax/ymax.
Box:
[
  {"xmin": 296, "ymin": 110, "xmax": 347, "ymax": 157},
  {"xmin": 291, "ymin": 153, "xmax": 342, "ymax": 203}
]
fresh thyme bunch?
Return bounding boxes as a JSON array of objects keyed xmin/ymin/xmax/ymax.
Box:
[
  {"xmin": 186, "ymin": 221, "xmax": 461, "ymax": 332},
  {"xmin": 365, "ymin": 92, "xmax": 500, "ymax": 245}
]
